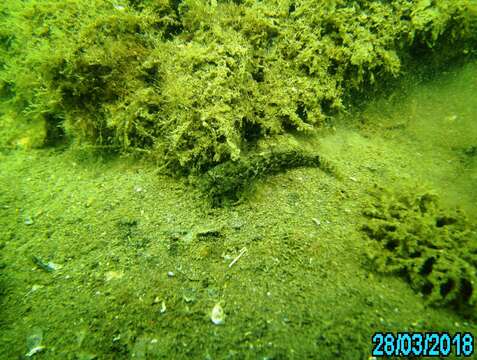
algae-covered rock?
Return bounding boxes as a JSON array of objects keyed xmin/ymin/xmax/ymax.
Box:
[
  {"xmin": 0, "ymin": 0, "xmax": 476, "ymax": 173},
  {"xmin": 362, "ymin": 186, "xmax": 477, "ymax": 318}
]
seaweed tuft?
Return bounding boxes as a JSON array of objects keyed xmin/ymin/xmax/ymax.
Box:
[
  {"xmin": 362, "ymin": 186, "xmax": 477, "ymax": 318},
  {"xmin": 0, "ymin": 0, "xmax": 476, "ymax": 182}
]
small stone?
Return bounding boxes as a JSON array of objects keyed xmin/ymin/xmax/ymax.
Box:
[{"xmin": 24, "ymin": 216, "xmax": 34, "ymax": 225}]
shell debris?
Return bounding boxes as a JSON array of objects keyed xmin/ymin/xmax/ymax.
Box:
[{"xmin": 210, "ymin": 303, "xmax": 225, "ymax": 325}]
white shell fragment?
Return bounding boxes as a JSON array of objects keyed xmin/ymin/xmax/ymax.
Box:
[
  {"xmin": 210, "ymin": 303, "xmax": 225, "ymax": 325},
  {"xmin": 160, "ymin": 300, "xmax": 167, "ymax": 314},
  {"xmin": 25, "ymin": 328, "xmax": 45, "ymax": 357},
  {"xmin": 25, "ymin": 346, "xmax": 45, "ymax": 357},
  {"xmin": 113, "ymin": 4, "xmax": 126, "ymax": 11}
]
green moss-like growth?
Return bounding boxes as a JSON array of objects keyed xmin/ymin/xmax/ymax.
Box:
[
  {"xmin": 0, "ymin": 0, "xmax": 476, "ymax": 177},
  {"xmin": 362, "ymin": 186, "xmax": 477, "ymax": 318}
]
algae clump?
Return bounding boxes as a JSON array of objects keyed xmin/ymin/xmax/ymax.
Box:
[
  {"xmin": 0, "ymin": 0, "xmax": 476, "ymax": 185},
  {"xmin": 362, "ymin": 186, "xmax": 477, "ymax": 318}
]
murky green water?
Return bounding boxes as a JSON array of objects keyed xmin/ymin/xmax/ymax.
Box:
[
  {"xmin": 1, "ymin": 60, "xmax": 476, "ymax": 359},
  {"xmin": 1, "ymin": 1, "xmax": 477, "ymax": 358}
]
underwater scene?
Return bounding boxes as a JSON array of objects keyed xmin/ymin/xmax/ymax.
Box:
[{"xmin": 0, "ymin": 0, "xmax": 477, "ymax": 358}]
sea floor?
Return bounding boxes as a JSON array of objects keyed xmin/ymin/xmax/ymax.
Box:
[{"xmin": 0, "ymin": 62, "xmax": 476, "ymax": 359}]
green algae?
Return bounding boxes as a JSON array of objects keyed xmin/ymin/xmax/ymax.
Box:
[
  {"xmin": 1, "ymin": 0, "xmax": 476, "ymax": 181},
  {"xmin": 1, "ymin": 1, "xmax": 477, "ymax": 359},
  {"xmin": 362, "ymin": 186, "xmax": 477, "ymax": 318},
  {"xmin": 1, "ymin": 63, "xmax": 477, "ymax": 358}
]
